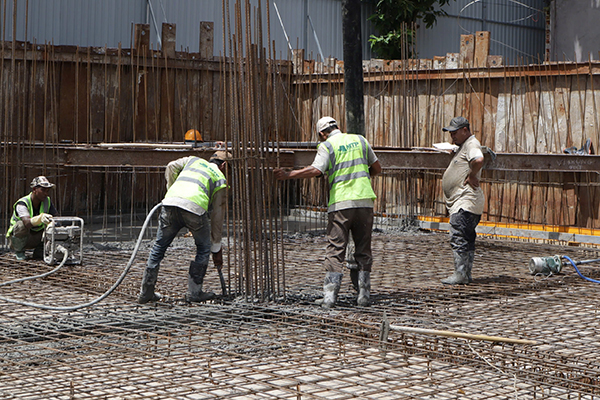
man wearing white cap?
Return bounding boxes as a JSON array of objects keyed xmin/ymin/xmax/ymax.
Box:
[
  {"xmin": 274, "ymin": 116, "xmax": 382, "ymax": 308},
  {"xmin": 441, "ymin": 116, "xmax": 485, "ymax": 285},
  {"xmin": 6, "ymin": 176, "xmax": 58, "ymax": 260},
  {"xmin": 138, "ymin": 151, "xmax": 232, "ymax": 304}
]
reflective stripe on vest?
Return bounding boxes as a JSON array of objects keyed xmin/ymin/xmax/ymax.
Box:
[
  {"xmin": 6, "ymin": 194, "xmax": 51, "ymax": 237},
  {"xmin": 164, "ymin": 157, "xmax": 227, "ymax": 210},
  {"xmin": 321, "ymin": 133, "xmax": 376, "ymax": 206}
]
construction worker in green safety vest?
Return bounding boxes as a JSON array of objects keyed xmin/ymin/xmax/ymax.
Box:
[
  {"xmin": 274, "ymin": 116, "xmax": 382, "ymax": 309},
  {"xmin": 6, "ymin": 176, "xmax": 58, "ymax": 261},
  {"xmin": 138, "ymin": 150, "xmax": 232, "ymax": 304}
]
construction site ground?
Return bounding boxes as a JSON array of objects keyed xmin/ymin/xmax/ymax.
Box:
[{"xmin": 1, "ymin": 229, "xmax": 600, "ymax": 399}]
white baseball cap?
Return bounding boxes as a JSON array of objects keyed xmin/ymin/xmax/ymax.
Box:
[{"xmin": 316, "ymin": 116, "xmax": 338, "ymax": 133}]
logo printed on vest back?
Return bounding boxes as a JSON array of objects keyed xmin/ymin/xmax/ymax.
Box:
[{"xmin": 338, "ymin": 142, "xmax": 360, "ymax": 152}]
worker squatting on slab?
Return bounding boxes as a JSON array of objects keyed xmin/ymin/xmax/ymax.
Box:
[
  {"xmin": 6, "ymin": 176, "xmax": 58, "ymax": 261},
  {"xmin": 274, "ymin": 116, "xmax": 382, "ymax": 309},
  {"xmin": 441, "ymin": 116, "xmax": 485, "ymax": 285},
  {"xmin": 138, "ymin": 150, "xmax": 232, "ymax": 304}
]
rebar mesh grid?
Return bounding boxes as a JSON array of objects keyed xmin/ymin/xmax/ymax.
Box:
[{"xmin": 1, "ymin": 231, "xmax": 600, "ymax": 399}]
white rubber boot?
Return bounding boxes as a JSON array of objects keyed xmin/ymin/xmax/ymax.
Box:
[
  {"xmin": 357, "ymin": 271, "xmax": 371, "ymax": 307},
  {"xmin": 321, "ymin": 272, "xmax": 343, "ymax": 309},
  {"xmin": 441, "ymin": 251, "xmax": 470, "ymax": 285}
]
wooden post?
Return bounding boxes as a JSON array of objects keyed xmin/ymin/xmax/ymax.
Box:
[
  {"xmin": 161, "ymin": 23, "xmax": 176, "ymax": 58},
  {"xmin": 459, "ymin": 34, "xmax": 475, "ymax": 68},
  {"xmin": 292, "ymin": 49, "xmax": 305, "ymax": 74},
  {"xmin": 199, "ymin": 21, "xmax": 214, "ymax": 60},
  {"xmin": 342, "ymin": 0, "xmax": 365, "ymax": 135},
  {"xmin": 199, "ymin": 21, "xmax": 214, "ymax": 141},
  {"xmin": 160, "ymin": 24, "xmax": 176, "ymax": 141},
  {"xmin": 487, "ymin": 55, "xmax": 503, "ymax": 67},
  {"xmin": 474, "ymin": 31, "xmax": 490, "ymax": 68},
  {"xmin": 134, "ymin": 24, "xmax": 150, "ymax": 53},
  {"xmin": 134, "ymin": 24, "xmax": 150, "ymax": 142}
]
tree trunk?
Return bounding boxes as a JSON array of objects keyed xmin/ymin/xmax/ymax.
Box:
[{"xmin": 342, "ymin": 0, "xmax": 365, "ymax": 136}]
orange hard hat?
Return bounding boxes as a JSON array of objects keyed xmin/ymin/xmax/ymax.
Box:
[{"xmin": 185, "ymin": 129, "xmax": 202, "ymax": 142}]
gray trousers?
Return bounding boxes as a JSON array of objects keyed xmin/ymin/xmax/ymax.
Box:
[
  {"xmin": 449, "ymin": 209, "xmax": 481, "ymax": 253},
  {"xmin": 8, "ymin": 221, "xmax": 44, "ymax": 252},
  {"xmin": 324, "ymin": 207, "xmax": 373, "ymax": 273}
]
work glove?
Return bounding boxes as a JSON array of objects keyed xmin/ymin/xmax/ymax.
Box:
[
  {"xmin": 30, "ymin": 213, "xmax": 53, "ymax": 227},
  {"xmin": 212, "ymin": 249, "xmax": 223, "ymax": 267}
]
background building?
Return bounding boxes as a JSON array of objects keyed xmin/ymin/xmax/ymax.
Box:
[{"xmin": 0, "ymin": 0, "xmax": 566, "ymax": 64}]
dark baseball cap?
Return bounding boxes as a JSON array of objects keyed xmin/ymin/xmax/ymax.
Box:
[{"xmin": 442, "ymin": 116, "xmax": 470, "ymax": 132}]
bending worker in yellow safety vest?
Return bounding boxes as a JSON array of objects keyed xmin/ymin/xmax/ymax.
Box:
[
  {"xmin": 138, "ymin": 150, "xmax": 232, "ymax": 304},
  {"xmin": 274, "ymin": 116, "xmax": 382, "ymax": 309},
  {"xmin": 6, "ymin": 176, "xmax": 58, "ymax": 261}
]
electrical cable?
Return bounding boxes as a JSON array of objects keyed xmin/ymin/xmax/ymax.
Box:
[
  {"xmin": 0, "ymin": 202, "xmax": 162, "ymax": 311},
  {"xmin": 562, "ymin": 255, "xmax": 600, "ymax": 284}
]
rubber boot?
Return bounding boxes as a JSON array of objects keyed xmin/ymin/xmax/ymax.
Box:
[
  {"xmin": 441, "ymin": 251, "xmax": 470, "ymax": 285},
  {"xmin": 357, "ymin": 271, "xmax": 371, "ymax": 307},
  {"xmin": 187, "ymin": 261, "xmax": 215, "ymax": 302},
  {"xmin": 346, "ymin": 235, "xmax": 358, "ymax": 292},
  {"xmin": 321, "ymin": 271, "xmax": 343, "ymax": 309},
  {"xmin": 32, "ymin": 243, "xmax": 44, "ymax": 260},
  {"xmin": 466, "ymin": 251, "xmax": 475, "ymax": 283},
  {"xmin": 350, "ymin": 268, "xmax": 359, "ymax": 292},
  {"xmin": 138, "ymin": 267, "xmax": 162, "ymax": 304}
]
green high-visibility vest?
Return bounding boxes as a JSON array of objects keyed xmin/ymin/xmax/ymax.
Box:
[
  {"xmin": 164, "ymin": 157, "xmax": 227, "ymax": 210},
  {"xmin": 321, "ymin": 133, "xmax": 376, "ymax": 207},
  {"xmin": 6, "ymin": 194, "xmax": 52, "ymax": 237}
]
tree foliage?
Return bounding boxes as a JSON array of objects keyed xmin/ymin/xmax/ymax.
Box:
[{"xmin": 367, "ymin": 0, "xmax": 454, "ymax": 60}]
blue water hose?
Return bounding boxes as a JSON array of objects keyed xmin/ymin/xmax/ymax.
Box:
[{"xmin": 562, "ymin": 255, "xmax": 600, "ymax": 284}]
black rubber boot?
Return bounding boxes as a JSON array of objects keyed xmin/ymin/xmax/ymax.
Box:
[
  {"xmin": 357, "ymin": 271, "xmax": 371, "ymax": 307},
  {"xmin": 32, "ymin": 243, "xmax": 44, "ymax": 260},
  {"xmin": 138, "ymin": 267, "xmax": 162, "ymax": 304},
  {"xmin": 187, "ymin": 261, "xmax": 215, "ymax": 302},
  {"xmin": 350, "ymin": 268, "xmax": 359, "ymax": 292}
]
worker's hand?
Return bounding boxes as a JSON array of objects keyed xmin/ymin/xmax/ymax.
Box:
[
  {"xmin": 212, "ymin": 249, "xmax": 223, "ymax": 267},
  {"xmin": 30, "ymin": 213, "xmax": 53, "ymax": 227},
  {"xmin": 273, "ymin": 168, "xmax": 289, "ymax": 181},
  {"xmin": 464, "ymin": 175, "xmax": 480, "ymax": 188}
]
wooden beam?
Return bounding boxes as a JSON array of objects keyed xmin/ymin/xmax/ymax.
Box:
[{"xmin": 5, "ymin": 143, "xmax": 600, "ymax": 173}]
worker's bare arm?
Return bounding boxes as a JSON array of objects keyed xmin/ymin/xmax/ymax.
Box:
[
  {"xmin": 274, "ymin": 166, "xmax": 322, "ymax": 180},
  {"xmin": 465, "ymin": 156, "xmax": 484, "ymax": 188},
  {"xmin": 369, "ymin": 160, "xmax": 382, "ymax": 177}
]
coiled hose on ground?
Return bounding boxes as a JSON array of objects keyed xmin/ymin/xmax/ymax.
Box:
[{"xmin": 0, "ymin": 203, "xmax": 162, "ymax": 311}]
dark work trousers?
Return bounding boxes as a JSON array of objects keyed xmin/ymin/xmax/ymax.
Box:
[
  {"xmin": 147, "ymin": 206, "xmax": 211, "ymax": 270},
  {"xmin": 449, "ymin": 209, "xmax": 481, "ymax": 253},
  {"xmin": 324, "ymin": 207, "xmax": 374, "ymax": 273}
]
